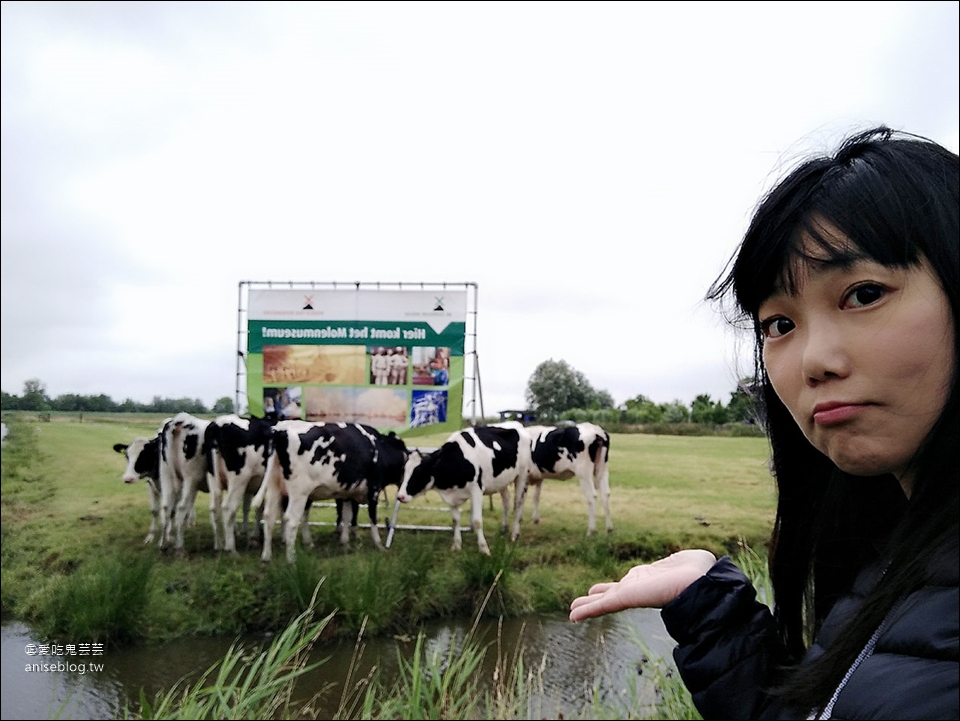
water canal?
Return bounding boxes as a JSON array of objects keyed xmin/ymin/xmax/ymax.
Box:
[{"xmin": 2, "ymin": 607, "xmax": 677, "ymax": 719}]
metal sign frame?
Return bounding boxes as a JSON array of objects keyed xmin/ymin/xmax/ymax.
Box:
[{"xmin": 235, "ymin": 280, "xmax": 481, "ymax": 426}]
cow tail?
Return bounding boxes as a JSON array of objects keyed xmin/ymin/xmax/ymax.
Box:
[
  {"xmin": 594, "ymin": 431, "xmax": 610, "ymax": 486},
  {"xmin": 213, "ymin": 448, "xmax": 228, "ymax": 496},
  {"xmin": 171, "ymin": 421, "xmax": 185, "ymax": 483},
  {"xmin": 205, "ymin": 424, "xmax": 221, "ymax": 495},
  {"xmin": 250, "ymin": 453, "xmax": 275, "ymax": 511}
]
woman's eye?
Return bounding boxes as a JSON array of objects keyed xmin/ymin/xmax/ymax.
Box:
[
  {"xmin": 762, "ymin": 316, "xmax": 795, "ymax": 338},
  {"xmin": 844, "ymin": 283, "xmax": 885, "ymax": 308}
]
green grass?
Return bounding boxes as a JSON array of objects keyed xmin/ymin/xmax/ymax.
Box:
[
  {"xmin": 1, "ymin": 412, "xmax": 773, "ymax": 719},
  {"xmin": 1, "ymin": 413, "xmax": 775, "ymax": 645}
]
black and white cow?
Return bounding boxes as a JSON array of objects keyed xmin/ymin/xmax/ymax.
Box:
[
  {"xmin": 252, "ymin": 420, "xmax": 409, "ymax": 563},
  {"xmin": 113, "ymin": 433, "xmax": 163, "ymax": 544},
  {"xmin": 396, "ymin": 424, "xmax": 531, "ymax": 555},
  {"xmin": 158, "ymin": 412, "xmax": 218, "ymax": 553},
  {"xmin": 204, "ymin": 414, "xmax": 277, "ymax": 554},
  {"xmin": 520, "ymin": 422, "xmax": 613, "ymax": 535}
]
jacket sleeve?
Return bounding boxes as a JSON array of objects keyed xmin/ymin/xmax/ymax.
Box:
[{"xmin": 660, "ymin": 556, "xmax": 788, "ymax": 720}]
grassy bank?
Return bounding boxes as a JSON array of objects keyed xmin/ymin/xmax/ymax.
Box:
[
  {"xmin": 1, "ymin": 413, "xmax": 776, "ymax": 650},
  {"xmin": 127, "ymin": 578, "xmax": 721, "ymax": 720}
]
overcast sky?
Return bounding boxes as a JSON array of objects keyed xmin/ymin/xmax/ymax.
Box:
[{"xmin": 2, "ymin": 1, "xmax": 958, "ymax": 415}]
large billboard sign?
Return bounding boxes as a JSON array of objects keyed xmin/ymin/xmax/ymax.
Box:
[{"xmin": 244, "ymin": 287, "xmax": 468, "ymax": 436}]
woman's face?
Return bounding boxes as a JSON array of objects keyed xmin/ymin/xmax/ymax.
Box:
[{"xmin": 758, "ymin": 234, "xmax": 954, "ymax": 495}]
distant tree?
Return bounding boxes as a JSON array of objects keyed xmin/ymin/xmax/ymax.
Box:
[
  {"xmin": 623, "ymin": 394, "xmax": 665, "ymax": 423},
  {"xmin": 593, "ymin": 389, "xmax": 615, "ymax": 409},
  {"xmin": 118, "ymin": 398, "xmax": 140, "ymax": 413},
  {"xmin": 51, "ymin": 393, "xmax": 117, "ymax": 412},
  {"xmin": 0, "ymin": 390, "xmax": 21, "ymax": 410},
  {"xmin": 693, "ymin": 394, "xmax": 735, "ymax": 425},
  {"xmin": 711, "ymin": 402, "xmax": 731, "ymax": 425},
  {"xmin": 175, "ymin": 397, "xmax": 208, "ymax": 414},
  {"xmin": 21, "ymin": 379, "xmax": 50, "ymax": 411},
  {"xmin": 0, "ymin": 384, "xmax": 216, "ymax": 415},
  {"xmin": 50, "ymin": 393, "xmax": 84, "ymax": 411},
  {"xmin": 662, "ymin": 400, "xmax": 690, "ymax": 423},
  {"xmin": 690, "ymin": 394, "xmax": 717, "ymax": 424},
  {"xmin": 623, "ymin": 393, "xmax": 653, "ymax": 410},
  {"xmin": 727, "ymin": 377, "xmax": 760, "ymax": 423},
  {"xmin": 140, "ymin": 395, "xmax": 208, "ymax": 414},
  {"xmin": 212, "ymin": 397, "xmax": 234, "ymax": 414},
  {"xmin": 147, "ymin": 396, "xmax": 169, "ymax": 413},
  {"xmin": 524, "ymin": 359, "xmax": 613, "ymax": 421},
  {"xmin": 88, "ymin": 393, "xmax": 117, "ymax": 412}
]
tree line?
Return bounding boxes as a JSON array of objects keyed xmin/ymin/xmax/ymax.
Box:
[
  {"xmin": 2, "ymin": 359, "xmax": 761, "ymax": 429},
  {"xmin": 524, "ymin": 359, "xmax": 760, "ymax": 427},
  {"xmin": 0, "ymin": 379, "xmax": 234, "ymax": 415}
]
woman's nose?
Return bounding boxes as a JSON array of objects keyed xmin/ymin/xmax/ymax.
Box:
[{"xmin": 801, "ymin": 321, "xmax": 851, "ymax": 386}]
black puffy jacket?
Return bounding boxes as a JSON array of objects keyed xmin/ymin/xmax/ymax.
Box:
[{"xmin": 660, "ymin": 548, "xmax": 958, "ymax": 720}]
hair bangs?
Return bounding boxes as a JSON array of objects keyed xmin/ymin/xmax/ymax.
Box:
[{"xmin": 730, "ymin": 153, "xmax": 926, "ymax": 320}]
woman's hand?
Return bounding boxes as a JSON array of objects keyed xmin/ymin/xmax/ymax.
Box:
[{"xmin": 569, "ymin": 549, "xmax": 717, "ymax": 622}]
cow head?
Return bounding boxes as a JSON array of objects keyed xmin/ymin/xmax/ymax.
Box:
[
  {"xmin": 376, "ymin": 431, "xmax": 410, "ymax": 488},
  {"xmin": 396, "ymin": 448, "xmax": 436, "ymax": 502},
  {"xmin": 114, "ymin": 436, "xmax": 160, "ymax": 484}
]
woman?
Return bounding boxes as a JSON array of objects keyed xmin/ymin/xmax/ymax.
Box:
[{"xmin": 569, "ymin": 126, "xmax": 958, "ymax": 719}]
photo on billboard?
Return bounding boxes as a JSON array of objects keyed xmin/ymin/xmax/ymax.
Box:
[
  {"xmin": 411, "ymin": 346, "xmax": 450, "ymax": 387},
  {"xmin": 410, "ymin": 389, "xmax": 448, "ymax": 428},
  {"xmin": 305, "ymin": 386, "xmax": 408, "ymax": 429},
  {"xmin": 263, "ymin": 386, "xmax": 303, "ymax": 420},
  {"xmin": 263, "ymin": 345, "xmax": 367, "ymax": 385},
  {"xmin": 369, "ymin": 346, "xmax": 408, "ymax": 386}
]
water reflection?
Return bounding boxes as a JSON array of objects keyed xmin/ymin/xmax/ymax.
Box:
[{"xmin": 2, "ymin": 609, "xmax": 677, "ymax": 720}]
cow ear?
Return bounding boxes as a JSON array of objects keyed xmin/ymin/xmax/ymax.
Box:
[{"xmin": 113, "ymin": 443, "xmax": 127, "ymax": 453}]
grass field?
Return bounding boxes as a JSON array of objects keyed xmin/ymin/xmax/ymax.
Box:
[{"xmin": 0, "ymin": 412, "xmax": 777, "ymax": 648}]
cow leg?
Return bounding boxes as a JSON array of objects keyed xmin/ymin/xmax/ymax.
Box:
[
  {"xmin": 449, "ymin": 504, "xmax": 463, "ymax": 552},
  {"xmin": 221, "ymin": 480, "xmax": 244, "ymax": 554},
  {"xmin": 498, "ymin": 487, "xmax": 510, "ymax": 534},
  {"xmin": 158, "ymin": 474, "xmax": 180, "ymax": 551},
  {"xmin": 530, "ymin": 480, "xmax": 543, "ymax": 525},
  {"xmin": 335, "ymin": 499, "xmax": 361, "ymax": 542},
  {"xmin": 470, "ymin": 489, "xmax": 490, "ymax": 556},
  {"xmin": 243, "ymin": 491, "xmax": 261, "ymax": 548},
  {"xmin": 598, "ymin": 467, "xmax": 614, "ymax": 534},
  {"xmin": 276, "ymin": 495, "xmax": 289, "ymax": 547},
  {"xmin": 578, "ymin": 473, "xmax": 599, "ymax": 536},
  {"xmin": 510, "ymin": 476, "xmax": 528, "ymax": 543},
  {"xmin": 173, "ymin": 482, "xmax": 198, "ymax": 555},
  {"xmin": 336, "ymin": 498, "xmax": 354, "ymax": 548},
  {"xmin": 145, "ymin": 482, "xmax": 160, "ymax": 544},
  {"xmin": 282, "ymin": 490, "xmax": 310, "ymax": 563},
  {"xmin": 366, "ymin": 493, "xmax": 384, "ymax": 551},
  {"xmin": 239, "ymin": 493, "xmax": 248, "ymax": 545},
  {"xmin": 300, "ymin": 498, "xmax": 314, "ymax": 549},
  {"xmin": 259, "ymin": 479, "xmax": 279, "ymax": 563},
  {"xmin": 335, "ymin": 499, "xmax": 346, "ymax": 539},
  {"xmin": 208, "ymin": 485, "xmax": 224, "ymax": 552},
  {"xmin": 167, "ymin": 483, "xmax": 188, "ymax": 552}
]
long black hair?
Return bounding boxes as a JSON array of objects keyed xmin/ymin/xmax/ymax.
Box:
[{"xmin": 707, "ymin": 126, "xmax": 959, "ymax": 712}]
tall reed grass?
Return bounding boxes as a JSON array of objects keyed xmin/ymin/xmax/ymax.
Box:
[
  {"xmin": 38, "ymin": 554, "xmax": 155, "ymax": 646},
  {"xmin": 121, "ymin": 570, "xmax": 717, "ymax": 720},
  {"xmin": 130, "ymin": 585, "xmax": 334, "ymax": 720}
]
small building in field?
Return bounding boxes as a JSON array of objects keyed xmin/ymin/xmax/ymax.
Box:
[{"xmin": 497, "ymin": 409, "xmax": 538, "ymax": 424}]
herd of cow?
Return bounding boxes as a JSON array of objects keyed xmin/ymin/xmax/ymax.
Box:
[{"xmin": 113, "ymin": 412, "xmax": 613, "ymax": 562}]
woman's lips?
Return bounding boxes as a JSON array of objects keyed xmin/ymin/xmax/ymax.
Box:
[{"xmin": 813, "ymin": 402, "xmax": 869, "ymax": 426}]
